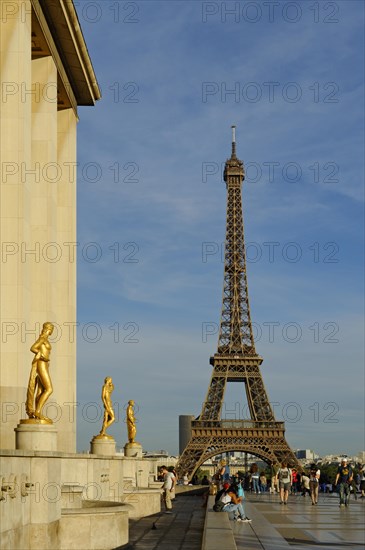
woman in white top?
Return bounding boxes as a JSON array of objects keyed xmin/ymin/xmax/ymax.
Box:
[{"xmin": 219, "ymin": 484, "xmax": 251, "ymax": 522}]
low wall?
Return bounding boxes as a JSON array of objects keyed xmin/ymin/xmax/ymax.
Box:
[
  {"xmin": 0, "ymin": 450, "xmax": 161, "ymax": 550},
  {"xmin": 175, "ymin": 485, "xmax": 208, "ymax": 496},
  {"xmin": 59, "ymin": 505, "xmax": 129, "ymax": 550},
  {"xmin": 201, "ymin": 496, "xmax": 237, "ymax": 550},
  {"xmin": 121, "ymin": 489, "xmax": 161, "ymax": 518}
]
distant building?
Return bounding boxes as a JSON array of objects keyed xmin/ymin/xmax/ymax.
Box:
[
  {"xmin": 143, "ymin": 450, "xmax": 170, "ymax": 458},
  {"xmin": 308, "ymin": 452, "xmax": 364, "ymax": 465},
  {"xmin": 296, "ymin": 449, "xmax": 316, "ymax": 460}
]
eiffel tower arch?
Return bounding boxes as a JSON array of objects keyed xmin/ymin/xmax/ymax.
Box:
[{"xmin": 176, "ymin": 127, "xmax": 300, "ymax": 478}]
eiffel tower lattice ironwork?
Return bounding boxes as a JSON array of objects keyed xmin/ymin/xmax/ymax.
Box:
[{"xmin": 176, "ymin": 127, "xmax": 300, "ymax": 478}]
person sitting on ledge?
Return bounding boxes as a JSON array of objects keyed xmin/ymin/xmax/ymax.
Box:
[{"xmin": 214, "ymin": 482, "xmax": 251, "ymax": 523}]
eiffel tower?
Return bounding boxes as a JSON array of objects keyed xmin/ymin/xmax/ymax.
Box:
[{"xmin": 176, "ymin": 127, "xmax": 299, "ymax": 478}]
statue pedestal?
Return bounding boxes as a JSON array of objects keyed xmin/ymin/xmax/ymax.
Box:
[
  {"xmin": 90, "ymin": 435, "xmax": 116, "ymax": 456},
  {"xmin": 15, "ymin": 420, "xmax": 57, "ymax": 451},
  {"xmin": 124, "ymin": 442, "xmax": 143, "ymax": 458}
]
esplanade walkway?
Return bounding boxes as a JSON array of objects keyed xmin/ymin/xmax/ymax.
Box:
[
  {"xmin": 119, "ymin": 490, "xmax": 365, "ymax": 549},
  {"xmin": 229, "ymin": 492, "xmax": 365, "ymax": 549}
]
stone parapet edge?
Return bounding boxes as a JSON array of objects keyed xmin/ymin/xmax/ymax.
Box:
[{"xmin": 201, "ymin": 495, "xmax": 237, "ymax": 550}]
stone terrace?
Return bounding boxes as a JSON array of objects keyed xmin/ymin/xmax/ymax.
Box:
[{"xmin": 119, "ymin": 490, "xmax": 365, "ymax": 550}]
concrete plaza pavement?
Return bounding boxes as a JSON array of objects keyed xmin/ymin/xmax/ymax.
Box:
[
  {"xmin": 233, "ymin": 491, "xmax": 365, "ymax": 549},
  {"xmin": 118, "ymin": 492, "xmax": 206, "ymax": 550},
  {"xmin": 119, "ymin": 491, "xmax": 364, "ymax": 550}
]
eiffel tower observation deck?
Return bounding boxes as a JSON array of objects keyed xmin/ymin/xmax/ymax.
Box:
[{"xmin": 176, "ymin": 127, "xmax": 299, "ymax": 478}]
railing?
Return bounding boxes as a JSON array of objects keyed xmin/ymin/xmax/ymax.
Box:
[{"xmin": 191, "ymin": 420, "xmax": 285, "ymax": 430}]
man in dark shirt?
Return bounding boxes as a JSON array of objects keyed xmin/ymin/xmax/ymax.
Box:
[{"xmin": 335, "ymin": 458, "xmax": 353, "ymax": 507}]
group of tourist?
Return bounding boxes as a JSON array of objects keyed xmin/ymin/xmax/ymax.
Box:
[
  {"xmin": 158, "ymin": 459, "xmax": 365, "ymax": 517},
  {"xmin": 209, "ymin": 457, "xmax": 364, "ymax": 521},
  {"xmin": 253, "ymin": 459, "xmax": 363, "ymax": 507},
  {"xmin": 298, "ymin": 458, "xmax": 361, "ymax": 508}
]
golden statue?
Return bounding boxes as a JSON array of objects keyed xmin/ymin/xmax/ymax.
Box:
[
  {"xmin": 126, "ymin": 400, "xmax": 137, "ymax": 443},
  {"xmin": 25, "ymin": 322, "xmax": 54, "ymax": 423},
  {"xmin": 99, "ymin": 377, "xmax": 115, "ymax": 438}
]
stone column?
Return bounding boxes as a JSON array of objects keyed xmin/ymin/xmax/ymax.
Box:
[
  {"xmin": 29, "ymin": 55, "xmax": 58, "ymax": 325},
  {"xmin": 0, "ymin": 0, "xmax": 32, "ymax": 449},
  {"xmin": 54, "ymin": 108, "xmax": 78, "ymax": 452},
  {"xmin": 23, "ymin": 56, "xmax": 60, "ymax": 449}
]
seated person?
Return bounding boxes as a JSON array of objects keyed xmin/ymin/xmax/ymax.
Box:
[{"xmin": 214, "ymin": 483, "xmax": 251, "ymax": 522}]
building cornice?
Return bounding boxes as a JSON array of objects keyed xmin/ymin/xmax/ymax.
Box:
[{"xmin": 31, "ymin": 0, "xmax": 101, "ymax": 107}]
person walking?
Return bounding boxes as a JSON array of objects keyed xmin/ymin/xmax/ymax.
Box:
[
  {"xmin": 169, "ymin": 467, "xmax": 178, "ymax": 501},
  {"xmin": 276, "ymin": 461, "xmax": 292, "ymax": 505},
  {"xmin": 160, "ymin": 466, "xmax": 175, "ymax": 513},
  {"xmin": 295, "ymin": 470, "xmax": 302, "ymax": 495},
  {"xmin": 335, "ymin": 458, "xmax": 353, "ymax": 507},
  {"xmin": 250, "ymin": 463, "xmax": 260, "ymax": 494},
  {"xmin": 259, "ymin": 472, "xmax": 267, "ymax": 493},
  {"xmin": 301, "ymin": 472, "xmax": 310, "ymax": 497},
  {"xmin": 359, "ymin": 465, "xmax": 365, "ymax": 498},
  {"xmin": 309, "ymin": 463, "xmax": 320, "ymax": 505},
  {"xmin": 291, "ymin": 468, "xmax": 298, "ymax": 495}
]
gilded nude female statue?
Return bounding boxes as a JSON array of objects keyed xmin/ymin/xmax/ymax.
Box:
[
  {"xmin": 26, "ymin": 322, "xmax": 54, "ymax": 423},
  {"xmin": 99, "ymin": 377, "xmax": 115, "ymax": 437},
  {"xmin": 126, "ymin": 400, "xmax": 137, "ymax": 443}
]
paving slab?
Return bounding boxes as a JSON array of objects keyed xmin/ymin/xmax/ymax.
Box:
[
  {"xmin": 202, "ymin": 499, "xmax": 237, "ymax": 550},
  {"xmin": 232, "ymin": 492, "xmax": 365, "ymax": 550},
  {"xmin": 116, "ymin": 493, "xmax": 206, "ymax": 550},
  {"xmin": 117, "ymin": 491, "xmax": 365, "ymax": 550}
]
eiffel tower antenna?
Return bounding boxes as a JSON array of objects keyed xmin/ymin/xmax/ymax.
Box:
[
  {"xmin": 176, "ymin": 127, "xmax": 299, "ymax": 478},
  {"xmin": 231, "ymin": 124, "xmax": 236, "ymax": 156}
]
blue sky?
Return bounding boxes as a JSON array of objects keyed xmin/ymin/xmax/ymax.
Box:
[{"xmin": 73, "ymin": 1, "xmax": 364, "ymax": 457}]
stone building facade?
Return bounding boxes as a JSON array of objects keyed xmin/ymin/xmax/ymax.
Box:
[{"xmin": 0, "ymin": 0, "xmax": 100, "ymax": 452}]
